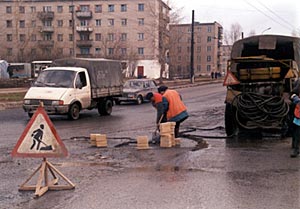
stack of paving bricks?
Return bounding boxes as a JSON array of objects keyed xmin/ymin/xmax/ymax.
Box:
[
  {"xmin": 136, "ymin": 136, "xmax": 149, "ymax": 150},
  {"xmin": 90, "ymin": 134, "xmax": 107, "ymax": 147},
  {"xmin": 159, "ymin": 122, "xmax": 176, "ymax": 148}
]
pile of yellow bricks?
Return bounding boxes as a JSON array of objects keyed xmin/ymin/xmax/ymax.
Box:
[
  {"xmin": 159, "ymin": 122, "xmax": 180, "ymax": 148},
  {"xmin": 90, "ymin": 134, "xmax": 108, "ymax": 147}
]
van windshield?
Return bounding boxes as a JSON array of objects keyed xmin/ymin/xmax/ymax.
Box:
[{"xmin": 34, "ymin": 70, "xmax": 76, "ymax": 88}]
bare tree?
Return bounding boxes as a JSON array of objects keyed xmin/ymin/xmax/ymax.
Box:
[{"xmin": 223, "ymin": 23, "xmax": 243, "ymax": 45}]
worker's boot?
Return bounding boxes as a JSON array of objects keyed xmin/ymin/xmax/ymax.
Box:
[{"xmin": 290, "ymin": 148, "xmax": 299, "ymax": 158}]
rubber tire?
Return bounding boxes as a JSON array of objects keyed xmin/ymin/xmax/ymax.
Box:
[
  {"xmin": 98, "ymin": 100, "xmax": 113, "ymax": 116},
  {"xmin": 68, "ymin": 103, "xmax": 80, "ymax": 120},
  {"xmin": 136, "ymin": 95, "xmax": 143, "ymax": 105},
  {"xmin": 225, "ymin": 103, "xmax": 237, "ymax": 136}
]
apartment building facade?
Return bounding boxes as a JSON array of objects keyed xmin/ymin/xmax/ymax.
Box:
[
  {"xmin": 0, "ymin": 0, "xmax": 170, "ymax": 78},
  {"xmin": 169, "ymin": 22, "xmax": 223, "ymax": 79},
  {"xmin": 220, "ymin": 45, "xmax": 232, "ymax": 75}
]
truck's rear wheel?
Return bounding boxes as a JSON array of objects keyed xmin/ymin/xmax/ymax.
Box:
[
  {"xmin": 98, "ymin": 99, "xmax": 112, "ymax": 116},
  {"xmin": 68, "ymin": 103, "xmax": 80, "ymax": 120},
  {"xmin": 225, "ymin": 103, "xmax": 237, "ymax": 136}
]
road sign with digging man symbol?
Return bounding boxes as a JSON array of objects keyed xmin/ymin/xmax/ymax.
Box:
[{"xmin": 12, "ymin": 106, "xmax": 68, "ymax": 158}]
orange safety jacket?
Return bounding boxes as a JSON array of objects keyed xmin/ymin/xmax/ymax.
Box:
[
  {"xmin": 163, "ymin": 89, "xmax": 187, "ymax": 120},
  {"xmin": 153, "ymin": 92, "xmax": 163, "ymax": 104}
]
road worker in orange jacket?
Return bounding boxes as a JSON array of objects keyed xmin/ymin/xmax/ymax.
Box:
[{"xmin": 158, "ymin": 86, "xmax": 189, "ymax": 138}]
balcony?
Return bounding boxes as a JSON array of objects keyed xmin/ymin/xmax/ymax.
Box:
[
  {"xmin": 76, "ymin": 11, "xmax": 92, "ymax": 19},
  {"xmin": 40, "ymin": 26, "xmax": 54, "ymax": 33},
  {"xmin": 37, "ymin": 11, "xmax": 54, "ymax": 20},
  {"xmin": 76, "ymin": 26, "xmax": 93, "ymax": 33},
  {"xmin": 38, "ymin": 40, "xmax": 54, "ymax": 47},
  {"xmin": 76, "ymin": 40, "xmax": 93, "ymax": 47}
]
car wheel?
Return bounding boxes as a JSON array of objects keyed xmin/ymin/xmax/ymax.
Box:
[
  {"xmin": 68, "ymin": 103, "xmax": 80, "ymax": 120},
  {"xmin": 136, "ymin": 95, "xmax": 143, "ymax": 105}
]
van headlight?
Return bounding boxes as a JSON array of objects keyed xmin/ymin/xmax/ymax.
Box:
[
  {"xmin": 24, "ymin": 99, "xmax": 31, "ymax": 105},
  {"xmin": 52, "ymin": 100, "xmax": 64, "ymax": 105}
]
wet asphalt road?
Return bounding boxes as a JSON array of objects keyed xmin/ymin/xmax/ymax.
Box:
[{"xmin": 0, "ymin": 83, "xmax": 299, "ymax": 209}]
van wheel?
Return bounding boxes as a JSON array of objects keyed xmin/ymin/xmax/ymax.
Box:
[
  {"xmin": 98, "ymin": 100, "xmax": 112, "ymax": 116},
  {"xmin": 68, "ymin": 103, "xmax": 80, "ymax": 120},
  {"xmin": 225, "ymin": 103, "xmax": 237, "ymax": 136}
]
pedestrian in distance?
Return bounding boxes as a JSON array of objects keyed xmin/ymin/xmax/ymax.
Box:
[
  {"xmin": 211, "ymin": 71, "xmax": 214, "ymax": 80},
  {"xmin": 290, "ymin": 93, "xmax": 300, "ymax": 158},
  {"xmin": 158, "ymin": 85, "xmax": 189, "ymax": 138}
]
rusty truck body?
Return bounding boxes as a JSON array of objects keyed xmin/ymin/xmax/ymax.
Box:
[{"xmin": 224, "ymin": 35, "xmax": 300, "ymax": 136}]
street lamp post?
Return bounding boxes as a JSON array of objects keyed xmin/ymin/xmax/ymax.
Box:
[{"xmin": 261, "ymin": 27, "xmax": 271, "ymax": 34}]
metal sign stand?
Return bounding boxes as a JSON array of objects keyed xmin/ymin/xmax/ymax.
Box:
[{"xmin": 19, "ymin": 157, "xmax": 75, "ymax": 197}]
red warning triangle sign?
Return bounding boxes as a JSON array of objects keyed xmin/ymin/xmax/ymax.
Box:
[
  {"xmin": 11, "ymin": 106, "xmax": 68, "ymax": 158},
  {"xmin": 223, "ymin": 71, "xmax": 240, "ymax": 86}
]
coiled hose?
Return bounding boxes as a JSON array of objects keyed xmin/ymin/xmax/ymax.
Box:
[{"xmin": 235, "ymin": 92, "xmax": 289, "ymax": 129}]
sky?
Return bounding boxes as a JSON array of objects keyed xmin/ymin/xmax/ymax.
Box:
[{"xmin": 169, "ymin": 0, "xmax": 300, "ymax": 37}]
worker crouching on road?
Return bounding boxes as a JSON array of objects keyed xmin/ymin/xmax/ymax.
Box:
[
  {"xmin": 146, "ymin": 92, "xmax": 167, "ymax": 125},
  {"xmin": 290, "ymin": 93, "xmax": 300, "ymax": 158},
  {"xmin": 158, "ymin": 86, "xmax": 189, "ymax": 138}
]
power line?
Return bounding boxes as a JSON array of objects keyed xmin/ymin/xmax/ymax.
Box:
[{"xmin": 244, "ymin": 0, "xmax": 295, "ymax": 33}]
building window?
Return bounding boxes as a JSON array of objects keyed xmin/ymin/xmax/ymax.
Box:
[
  {"xmin": 95, "ymin": 5, "xmax": 102, "ymax": 13},
  {"xmin": 108, "ymin": 19, "xmax": 114, "ymax": 26},
  {"xmin": 79, "ymin": 5, "xmax": 90, "ymax": 12},
  {"xmin": 57, "ymin": 6, "xmax": 63, "ymax": 13},
  {"xmin": 177, "ymin": 47, "xmax": 181, "ymax": 53},
  {"xmin": 19, "ymin": 20, "xmax": 25, "ymax": 28},
  {"xmin": 138, "ymin": 4, "xmax": 144, "ymax": 11},
  {"xmin": 197, "ymin": 37, "xmax": 201, "ymax": 43},
  {"xmin": 208, "ymin": 26, "xmax": 212, "ymax": 33},
  {"xmin": 121, "ymin": 33, "xmax": 127, "ymax": 41},
  {"xmin": 69, "ymin": 34, "xmax": 73, "ymax": 41},
  {"xmin": 95, "ymin": 48, "xmax": 101, "ymax": 54},
  {"xmin": 31, "ymin": 49, "xmax": 36, "ymax": 57},
  {"xmin": 19, "ymin": 6, "xmax": 25, "ymax": 13},
  {"xmin": 31, "ymin": 20, "xmax": 36, "ymax": 27},
  {"xmin": 80, "ymin": 20, "xmax": 88, "ymax": 26},
  {"xmin": 95, "ymin": 19, "xmax": 101, "ymax": 26},
  {"xmin": 207, "ymin": 36, "xmax": 212, "ymax": 42},
  {"xmin": 7, "ymin": 34, "xmax": 12, "ymax": 42},
  {"xmin": 197, "ymin": 46, "xmax": 201, "ymax": 52},
  {"xmin": 138, "ymin": 33, "xmax": 144, "ymax": 41},
  {"xmin": 95, "ymin": 33, "xmax": 101, "ymax": 41},
  {"xmin": 121, "ymin": 19, "xmax": 127, "ymax": 26},
  {"xmin": 31, "ymin": 34, "xmax": 36, "ymax": 41},
  {"xmin": 43, "ymin": 6, "xmax": 52, "ymax": 12},
  {"xmin": 108, "ymin": 5, "xmax": 114, "ymax": 12},
  {"xmin": 6, "ymin": 6, "xmax": 12, "ymax": 13},
  {"xmin": 197, "ymin": 65, "xmax": 201, "ymax": 71},
  {"xmin": 69, "ymin": 48, "xmax": 74, "ymax": 56},
  {"xmin": 80, "ymin": 48, "xmax": 90, "ymax": 55},
  {"xmin": 108, "ymin": 33, "xmax": 114, "ymax": 41},
  {"xmin": 138, "ymin": 47, "xmax": 144, "ymax": 55},
  {"xmin": 7, "ymin": 48, "xmax": 13, "ymax": 56},
  {"xmin": 44, "ymin": 33, "xmax": 52, "ymax": 41},
  {"xmin": 178, "ymin": 56, "xmax": 181, "ymax": 61},
  {"xmin": 69, "ymin": 20, "xmax": 73, "ymax": 27},
  {"xmin": 207, "ymin": 65, "xmax": 211, "ymax": 72},
  {"xmin": 138, "ymin": 18, "xmax": 144, "ymax": 25},
  {"xmin": 57, "ymin": 34, "xmax": 63, "ymax": 42},
  {"xmin": 108, "ymin": 48, "xmax": 114, "ymax": 55},
  {"xmin": 121, "ymin": 48, "xmax": 127, "ymax": 55},
  {"xmin": 197, "ymin": 55, "xmax": 201, "ymax": 61},
  {"xmin": 57, "ymin": 20, "xmax": 63, "ymax": 27},
  {"xmin": 20, "ymin": 34, "xmax": 26, "ymax": 42},
  {"xmin": 207, "ymin": 55, "xmax": 211, "ymax": 62},
  {"xmin": 69, "ymin": 5, "xmax": 74, "ymax": 13},
  {"xmin": 121, "ymin": 4, "xmax": 127, "ymax": 12},
  {"xmin": 58, "ymin": 48, "xmax": 63, "ymax": 55},
  {"xmin": 207, "ymin": 46, "xmax": 211, "ymax": 51},
  {"xmin": 30, "ymin": 6, "xmax": 36, "ymax": 13}
]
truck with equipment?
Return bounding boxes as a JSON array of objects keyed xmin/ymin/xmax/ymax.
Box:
[
  {"xmin": 224, "ymin": 35, "xmax": 300, "ymax": 136},
  {"xmin": 23, "ymin": 58, "xmax": 123, "ymax": 120}
]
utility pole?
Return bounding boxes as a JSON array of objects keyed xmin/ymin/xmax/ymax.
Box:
[{"xmin": 190, "ymin": 10, "xmax": 195, "ymax": 84}]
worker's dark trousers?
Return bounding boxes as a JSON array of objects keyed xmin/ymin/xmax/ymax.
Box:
[{"xmin": 292, "ymin": 125, "xmax": 300, "ymax": 153}]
